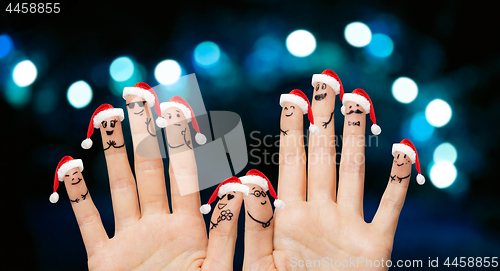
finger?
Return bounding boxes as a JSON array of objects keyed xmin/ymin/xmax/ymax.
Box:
[
  {"xmin": 278, "ymin": 100, "xmax": 306, "ymax": 202},
  {"xmin": 100, "ymin": 116, "xmax": 141, "ymax": 232},
  {"xmin": 163, "ymin": 106, "xmax": 202, "ymax": 216},
  {"xmin": 126, "ymin": 95, "xmax": 169, "ymax": 216},
  {"xmin": 307, "ymin": 82, "xmax": 338, "ymax": 201},
  {"xmin": 242, "ymin": 184, "xmax": 274, "ymax": 270},
  {"xmin": 338, "ymin": 101, "xmax": 366, "ymax": 216},
  {"xmin": 63, "ymin": 167, "xmax": 108, "ymax": 256},
  {"xmin": 372, "ymin": 151, "xmax": 412, "ymax": 237},
  {"xmin": 206, "ymin": 191, "xmax": 244, "ymax": 270}
]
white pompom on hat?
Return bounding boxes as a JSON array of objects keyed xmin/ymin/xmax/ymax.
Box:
[
  {"xmin": 340, "ymin": 88, "xmax": 381, "ymax": 135},
  {"xmin": 157, "ymin": 96, "xmax": 207, "ymax": 145},
  {"xmin": 392, "ymin": 139, "xmax": 425, "ymax": 185},
  {"xmin": 279, "ymin": 89, "xmax": 319, "ymax": 135},
  {"xmin": 239, "ymin": 169, "xmax": 285, "ymax": 209},
  {"xmin": 200, "ymin": 176, "xmax": 249, "ymax": 214},
  {"xmin": 81, "ymin": 104, "xmax": 125, "ymax": 149},
  {"xmin": 50, "ymin": 156, "xmax": 84, "ymax": 203}
]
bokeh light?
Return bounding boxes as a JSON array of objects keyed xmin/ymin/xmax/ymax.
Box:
[
  {"xmin": 12, "ymin": 60, "xmax": 37, "ymax": 87},
  {"xmin": 410, "ymin": 112, "xmax": 435, "ymax": 141},
  {"xmin": 366, "ymin": 33, "xmax": 394, "ymax": 57},
  {"xmin": 344, "ymin": 22, "xmax": 372, "ymax": 47},
  {"xmin": 0, "ymin": 34, "xmax": 13, "ymax": 58},
  {"xmin": 155, "ymin": 59, "xmax": 182, "ymax": 85},
  {"xmin": 4, "ymin": 82, "xmax": 31, "ymax": 107},
  {"xmin": 392, "ymin": 77, "xmax": 418, "ymax": 104},
  {"xmin": 109, "ymin": 56, "xmax": 134, "ymax": 82},
  {"xmin": 194, "ymin": 41, "xmax": 221, "ymax": 67},
  {"xmin": 433, "ymin": 142, "xmax": 457, "ymax": 164},
  {"xmin": 425, "ymin": 99, "xmax": 452, "ymax": 127},
  {"xmin": 34, "ymin": 88, "xmax": 58, "ymax": 114},
  {"xmin": 430, "ymin": 161, "xmax": 457, "ymax": 189},
  {"xmin": 67, "ymin": 80, "xmax": 92, "ymax": 109},
  {"xmin": 286, "ymin": 30, "xmax": 316, "ymax": 57}
]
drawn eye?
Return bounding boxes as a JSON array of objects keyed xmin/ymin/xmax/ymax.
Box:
[
  {"xmin": 284, "ymin": 107, "xmax": 288, "ymax": 110},
  {"xmin": 397, "ymin": 154, "xmax": 400, "ymax": 159},
  {"xmin": 315, "ymin": 84, "xmax": 319, "ymax": 91},
  {"xmin": 349, "ymin": 105, "xmax": 352, "ymax": 108},
  {"xmin": 110, "ymin": 120, "xmax": 116, "ymax": 128},
  {"xmin": 176, "ymin": 114, "xmax": 180, "ymax": 118},
  {"xmin": 322, "ymin": 83, "xmax": 326, "ymax": 90},
  {"xmin": 290, "ymin": 105, "xmax": 295, "ymax": 109},
  {"xmin": 404, "ymin": 154, "xmax": 407, "ymax": 158},
  {"xmin": 356, "ymin": 104, "xmax": 359, "ymax": 107},
  {"xmin": 102, "ymin": 121, "xmax": 107, "ymax": 128}
]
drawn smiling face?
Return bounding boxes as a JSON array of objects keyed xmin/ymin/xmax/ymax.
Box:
[
  {"xmin": 244, "ymin": 184, "xmax": 274, "ymax": 228},
  {"xmin": 344, "ymin": 101, "xmax": 366, "ymax": 131},
  {"xmin": 100, "ymin": 116, "xmax": 125, "ymax": 151},
  {"xmin": 163, "ymin": 106, "xmax": 193, "ymax": 150},
  {"xmin": 281, "ymin": 101, "xmax": 303, "ymax": 130},
  {"xmin": 314, "ymin": 82, "xmax": 332, "ymax": 101},
  {"xmin": 393, "ymin": 151, "xmax": 412, "ymax": 168}
]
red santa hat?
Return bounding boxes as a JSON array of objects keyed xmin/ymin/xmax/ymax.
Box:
[
  {"xmin": 81, "ymin": 104, "xmax": 125, "ymax": 149},
  {"xmin": 279, "ymin": 89, "xmax": 319, "ymax": 135},
  {"xmin": 157, "ymin": 96, "xmax": 207, "ymax": 145},
  {"xmin": 122, "ymin": 82, "xmax": 163, "ymax": 122},
  {"xmin": 340, "ymin": 88, "xmax": 381, "ymax": 135},
  {"xmin": 200, "ymin": 176, "xmax": 250, "ymax": 214},
  {"xmin": 311, "ymin": 69, "xmax": 343, "ymax": 95},
  {"xmin": 49, "ymin": 156, "xmax": 84, "ymax": 203},
  {"xmin": 392, "ymin": 139, "xmax": 425, "ymax": 185},
  {"xmin": 239, "ymin": 169, "xmax": 285, "ymax": 209}
]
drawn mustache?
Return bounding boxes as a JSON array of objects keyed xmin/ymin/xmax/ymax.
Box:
[
  {"xmin": 346, "ymin": 109, "xmax": 363, "ymax": 115},
  {"xmin": 348, "ymin": 121, "xmax": 360, "ymax": 126}
]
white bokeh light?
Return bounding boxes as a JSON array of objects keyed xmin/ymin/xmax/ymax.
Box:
[
  {"xmin": 425, "ymin": 99, "xmax": 452, "ymax": 127},
  {"xmin": 155, "ymin": 59, "xmax": 182, "ymax": 85},
  {"xmin": 286, "ymin": 30, "xmax": 317, "ymax": 57},
  {"xmin": 13, "ymin": 60, "xmax": 37, "ymax": 87},
  {"xmin": 430, "ymin": 161, "xmax": 457, "ymax": 189},
  {"xmin": 344, "ymin": 22, "xmax": 372, "ymax": 48},
  {"xmin": 110, "ymin": 56, "xmax": 134, "ymax": 82},
  {"xmin": 67, "ymin": 80, "xmax": 93, "ymax": 109},
  {"xmin": 392, "ymin": 77, "xmax": 418, "ymax": 104},
  {"xmin": 433, "ymin": 142, "xmax": 457, "ymax": 164}
]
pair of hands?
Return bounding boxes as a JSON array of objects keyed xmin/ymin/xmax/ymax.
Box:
[{"xmin": 62, "ymin": 87, "xmax": 415, "ymax": 270}]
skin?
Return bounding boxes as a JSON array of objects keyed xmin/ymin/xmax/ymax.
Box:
[
  {"xmin": 63, "ymin": 168, "xmax": 88, "ymax": 204},
  {"xmin": 163, "ymin": 107, "xmax": 193, "ymax": 153}
]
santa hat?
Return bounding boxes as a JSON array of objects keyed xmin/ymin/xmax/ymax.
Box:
[
  {"xmin": 279, "ymin": 89, "xmax": 319, "ymax": 135},
  {"xmin": 239, "ymin": 169, "xmax": 285, "ymax": 209},
  {"xmin": 311, "ymin": 69, "xmax": 343, "ymax": 95},
  {"xmin": 81, "ymin": 104, "xmax": 125, "ymax": 149},
  {"xmin": 340, "ymin": 88, "xmax": 381, "ymax": 135},
  {"xmin": 157, "ymin": 96, "xmax": 207, "ymax": 145},
  {"xmin": 122, "ymin": 82, "xmax": 163, "ymax": 124},
  {"xmin": 392, "ymin": 139, "xmax": 425, "ymax": 185},
  {"xmin": 49, "ymin": 156, "xmax": 84, "ymax": 203},
  {"xmin": 200, "ymin": 176, "xmax": 250, "ymax": 214}
]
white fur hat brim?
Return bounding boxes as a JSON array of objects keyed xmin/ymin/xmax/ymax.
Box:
[
  {"xmin": 311, "ymin": 74, "xmax": 340, "ymax": 95},
  {"xmin": 218, "ymin": 183, "xmax": 250, "ymax": 198},
  {"xmin": 93, "ymin": 108, "xmax": 125, "ymax": 128},
  {"xmin": 279, "ymin": 94, "xmax": 308, "ymax": 114},
  {"xmin": 57, "ymin": 159, "xmax": 84, "ymax": 182},
  {"xmin": 123, "ymin": 87, "xmax": 155, "ymax": 107},
  {"xmin": 239, "ymin": 175, "xmax": 269, "ymax": 192},
  {"xmin": 392, "ymin": 144, "xmax": 416, "ymax": 164},
  {"xmin": 159, "ymin": 102, "xmax": 192, "ymax": 122},
  {"xmin": 342, "ymin": 93, "xmax": 371, "ymax": 114}
]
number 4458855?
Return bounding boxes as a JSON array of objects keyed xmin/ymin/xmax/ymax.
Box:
[
  {"xmin": 444, "ymin": 257, "xmax": 498, "ymax": 268},
  {"xmin": 6, "ymin": 3, "xmax": 60, "ymax": 13}
]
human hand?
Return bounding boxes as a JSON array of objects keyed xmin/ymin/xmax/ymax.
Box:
[{"xmin": 243, "ymin": 83, "xmax": 419, "ymax": 270}]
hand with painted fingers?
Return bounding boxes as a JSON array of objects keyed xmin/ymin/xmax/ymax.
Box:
[
  {"xmin": 243, "ymin": 71, "xmax": 424, "ymax": 271},
  {"xmin": 50, "ymin": 82, "xmax": 238, "ymax": 271}
]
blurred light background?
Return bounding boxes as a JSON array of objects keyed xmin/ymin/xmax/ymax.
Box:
[{"xmin": 1, "ymin": 0, "xmax": 499, "ymax": 270}]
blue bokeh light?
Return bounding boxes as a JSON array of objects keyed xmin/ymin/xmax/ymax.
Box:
[
  {"xmin": 410, "ymin": 112, "xmax": 435, "ymax": 142},
  {"xmin": 194, "ymin": 41, "xmax": 221, "ymax": 67},
  {"xmin": 67, "ymin": 80, "xmax": 93, "ymax": 109},
  {"xmin": 109, "ymin": 56, "xmax": 135, "ymax": 82},
  {"xmin": 4, "ymin": 82, "xmax": 31, "ymax": 108},
  {"xmin": 34, "ymin": 88, "xmax": 58, "ymax": 114},
  {"xmin": 0, "ymin": 34, "xmax": 13, "ymax": 58},
  {"xmin": 367, "ymin": 33, "xmax": 394, "ymax": 58},
  {"xmin": 433, "ymin": 142, "xmax": 457, "ymax": 164}
]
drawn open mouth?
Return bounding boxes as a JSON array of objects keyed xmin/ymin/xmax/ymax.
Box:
[
  {"xmin": 286, "ymin": 112, "xmax": 293, "ymax": 117},
  {"xmin": 315, "ymin": 93, "xmax": 327, "ymax": 101},
  {"xmin": 106, "ymin": 130, "xmax": 114, "ymax": 136},
  {"xmin": 261, "ymin": 201, "xmax": 267, "ymax": 205},
  {"xmin": 397, "ymin": 163, "xmax": 404, "ymax": 166},
  {"xmin": 134, "ymin": 109, "xmax": 145, "ymax": 115},
  {"xmin": 72, "ymin": 178, "xmax": 82, "ymax": 185}
]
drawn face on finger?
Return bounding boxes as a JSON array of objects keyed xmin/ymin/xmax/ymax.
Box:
[
  {"xmin": 125, "ymin": 95, "xmax": 157, "ymax": 137},
  {"xmin": 100, "ymin": 116, "xmax": 125, "ymax": 151},
  {"xmin": 390, "ymin": 151, "xmax": 412, "ymax": 183},
  {"xmin": 63, "ymin": 167, "xmax": 89, "ymax": 203},
  {"xmin": 210, "ymin": 191, "xmax": 243, "ymax": 230},
  {"xmin": 163, "ymin": 106, "xmax": 192, "ymax": 150},
  {"xmin": 393, "ymin": 151, "xmax": 412, "ymax": 168},
  {"xmin": 344, "ymin": 101, "xmax": 366, "ymax": 129},
  {"xmin": 281, "ymin": 101, "xmax": 303, "ymax": 130},
  {"xmin": 244, "ymin": 184, "xmax": 274, "ymax": 228},
  {"xmin": 314, "ymin": 82, "xmax": 333, "ymax": 102}
]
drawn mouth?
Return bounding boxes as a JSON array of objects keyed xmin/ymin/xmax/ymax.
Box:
[
  {"xmin": 315, "ymin": 93, "xmax": 327, "ymax": 101},
  {"xmin": 134, "ymin": 109, "xmax": 145, "ymax": 115},
  {"xmin": 261, "ymin": 201, "xmax": 267, "ymax": 205},
  {"xmin": 218, "ymin": 202, "xmax": 227, "ymax": 210},
  {"xmin": 397, "ymin": 163, "xmax": 404, "ymax": 166},
  {"xmin": 106, "ymin": 130, "xmax": 114, "ymax": 136},
  {"xmin": 174, "ymin": 123, "xmax": 181, "ymax": 126},
  {"xmin": 72, "ymin": 178, "xmax": 82, "ymax": 185},
  {"xmin": 346, "ymin": 109, "xmax": 363, "ymax": 115},
  {"xmin": 286, "ymin": 112, "xmax": 293, "ymax": 117},
  {"xmin": 168, "ymin": 143, "xmax": 184, "ymax": 148}
]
